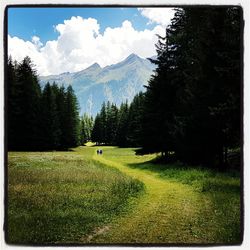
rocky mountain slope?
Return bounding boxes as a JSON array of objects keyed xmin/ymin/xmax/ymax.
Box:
[{"xmin": 39, "ymin": 53, "xmax": 155, "ymax": 116}]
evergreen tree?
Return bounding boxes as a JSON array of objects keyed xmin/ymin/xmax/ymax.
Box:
[
  {"xmin": 7, "ymin": 57, "xmax": 19, "ymax": 150},
  {"xmin": 99, "ymin": 102, "xmax": 107, "ymax": 144},
  {"xmin": 7, "ymin": 56, "xmax": 84, "ymax": 151},
  {"xmin": 40, "ymin": 83, "xmax": 61, "ymax": 149},
  {"xmin": 116, "ymin": 102, "xmax": 129, "ymax": 147},
  {"xmin": 170, "ymin": 8, "xmax": 242, "ymax": 167},
  {"xmin": 91, "ymin": 114, "xmax": 102, "ymax": 145},
  {"xmin": 13, "ymin": 56, "xmax": 42, "ymax": 150},
  {"xmin": 141, "ymin": 27, "xmax": 177, "ymax": 156},
  {"xmin": 141, "ymin": 7, "xmax": 241, "ymax": 167},
  {"xmin": 106, "ymin": 102, "xmax": 119, "ymax": 145},
  {"xmin": 63, "ymin": 85, "xmax": 80, "ymax": 148},
  {"xmin": 127, "ymin": 92, "xmax": 145, "ymax": 147}
]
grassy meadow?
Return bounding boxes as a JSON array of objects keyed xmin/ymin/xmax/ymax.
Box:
[
  {"xmin": 7, "ymin": 146, "xmax": 242, "ymax": 245},
  {"xmin": 7, "ymin": 147, "xmax": 143, "ymax": 244}
]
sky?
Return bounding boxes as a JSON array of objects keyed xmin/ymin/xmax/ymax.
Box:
[{"xmin": 8, "ymin": 7, "xmax": 176, "ymax": 76}]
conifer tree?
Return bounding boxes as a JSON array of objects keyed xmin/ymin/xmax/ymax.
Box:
[
  {"xmin": 7, "ymin": 57, "xmax": 19, "ymax": 150},
  {"xmin": 14, "ymin": 56, "xmax": 42, "ymax": 150},
  {"xmin": 41, "ymin": 83, "xmax": 61, "ymax": 149},
  {"xmin": 91, "ymin": 114, "xmax": 102, "ymax": 145},
  {"xmin": 116, "ymin": 102, "xmax": 129, "ymax": 147},
  {"xmin": 63, "ymin": 85, "xmax": 80, "ymax": 148},
  {"xmin": 141, "ymin": 7, "xmax": 241, "ymax": 167},
  {"xmin": 127, "ymin": 92, "xmax": 145, "ymax": 147},
  {"xmin": 106, "ymin": 102, "xmax": 119, "ymax": 145}
]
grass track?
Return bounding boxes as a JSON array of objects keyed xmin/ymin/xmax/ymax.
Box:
[
  {"xmin": 90, "ymin": 146, "xmax": 241, "ymax": 244},
  {"xmin": 7, "ymin": 146, "xmax": 241, "ymax": 245}
]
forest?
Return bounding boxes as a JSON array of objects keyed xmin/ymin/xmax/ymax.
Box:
[
  {"xmin": 84, "ymin": 7, "xmax": 242, "ymax": 170},
  {"xmin": 7, "ymin": 7, "xmax": 241, "ymax": 170},
  {"xmin": 7, "ymin": 56, "xmax": 80, "ymax": 150}
]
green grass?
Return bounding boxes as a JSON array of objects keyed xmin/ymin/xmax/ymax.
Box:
[
  {"xmin": 7, "ymin": 147, "xmax": 143, "ymax": 244},
  {"xmin": 92, "ymin": 147, "xmax": 242, "ymax": 244},
  {"xmin": 7, "ymin": 146, "xmax": 242, "ymax": 245}
]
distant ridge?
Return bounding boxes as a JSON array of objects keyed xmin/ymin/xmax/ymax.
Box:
[{"xmin": 39, "ymin": 54, "xmax": 156, "ymax": 116}]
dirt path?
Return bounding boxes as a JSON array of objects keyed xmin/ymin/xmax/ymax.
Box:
[{"xmin": 85, "ymin": 148, "xmax": 216, "ymax": 244}]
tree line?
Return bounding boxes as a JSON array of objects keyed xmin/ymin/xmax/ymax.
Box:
[
  {"xmin": 91, "ymin": 7, "xmax": 241, "ymax": 169},
  {"xmin": 91, "ymin": 93, "xmax": 144, "ymax": 147},
  {"xmin": 7, "ymin": 7, "xmax": 241, "ymax": 169},
  {"xmin": 7, "ymin": 56, "xmax": 85, "ymax": 150}
]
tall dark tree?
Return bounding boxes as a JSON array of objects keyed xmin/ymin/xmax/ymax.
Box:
[
  {"xmin": 127, "ymin": 92, "xmax": 145, "ymax": 147},
  {"xmin": 7, "ymin": 56, "xmax": 84, "ymax": 151},
  {"xmin": 141, "ymin": 7, "xmax": 241, "ymax": 167},
  {"xmin": 91, "ymin": 114, "xmax": 102, "ymax": 145},
  {"xmin": 63, "ymin": 85, "xmax": 80, "ymax": 148},
  {"xmin": 106, "ymin": 102, "xmax": 119, "ymax": 145},
  {"xmin": 116, "ymin": 102, "xmax": 129, "ymax": 147},
  {"xmin": 170, "ymin": 8, "xmax": 242, "ymax": 167},
  {"xmin": 7, "ymin": 57, "xmax": 19, "ymax": 150},
  {"xmin": 40, "ymin": 83, "xmax": 61, "ymax": 149},
  {"xmin": 141, "ymin": 27, "xmax": 178, "ymax": 156},
  {"xmin": 8, "ymin": 56, "xmax": 42, "ymax": 150},
  {"xmin": 99, "ymin": 102, "xmax": 108, "ymax": 144}
]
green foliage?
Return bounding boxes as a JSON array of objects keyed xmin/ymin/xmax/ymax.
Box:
[
  {"xmin": 63, "ymin": 85, "xmax": 81, "ymax": 148},
  {"xmin": 116, "ymin": 102, "xmax": 129, "ymax": 147},
  {"xmin": 140, "ymin": 7, "xmax": 242, "ymax": 168},
  {"xmin": 41, "ymin": 83, "xmax": 61, "ymax": 149},
  {"xmin": 80, "ymin": 113, "xmax": 94, "ymax": 145},
  {"xmin": 91, "ymin": 96, "xmax": 146, "ymax": 148},
  {"xmin": 8, "ymin": 56, "xmax": 42, "ymax": 150},
  {"xmin": 106, "ymin": 102, "xmax": 119, "ymax": 145},
  {"xmin": 127, "ymin": 92, "xmax": 145, "ymax": 147},
  {"xmin": 7, "ymin": 57, "xmax": 81, "ymax": 150}
]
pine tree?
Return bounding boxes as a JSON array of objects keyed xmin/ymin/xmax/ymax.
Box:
[
  {"xmin": 13, "ymin": 56, "xmax": 42, "ymax": 150},
  {"xmin": 64, "ymin": 85, "xmax": 80, "ymax": 148},
  {"xmin": 127, "ymin": 92, "xmax": 145, "ymax": 147},
  {"xmin": 116, "ymin": 102, "xmax": 129, "ymax": 147},
  {"xmin": 99, "ymin": 102, "xmax": 107, "ymax": 144},
  {"xmin": 91, "ymin": 114, "xmax": 102, "ymax": 145},
  {"xmin": 106, "ymin": 102, "xmax": 119, "ymax": 145},
  {"xmin": 40, "ymin": 83, "xmax": 61, "ymax": 149},
  {"xmin": 7, "ymin": 57, "xmax": 19, "ymax": 150},
  {"xmin": 141, "ymin": 27, "xmax": 177, "ymax": 156},
  {"xmin": 141, "ymin": 7, "xmax": 241, "ymax": 167}
]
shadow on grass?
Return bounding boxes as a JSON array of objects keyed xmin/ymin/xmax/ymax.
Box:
[{"xmin": 127, "ymin": 154, "xmax": 240, "ymax": 194}]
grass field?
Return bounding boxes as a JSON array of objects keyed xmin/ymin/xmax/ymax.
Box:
[
  {"xmin": 7, "ymin": 147, "xmax": 143, "ymax": 244},
  {"xmin": 7, "ymin": 146, "xmax": 242, "ymax": 245}
]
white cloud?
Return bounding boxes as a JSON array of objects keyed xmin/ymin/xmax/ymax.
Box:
[
  {"xmin": 32, "ymin": 36, "xmax": 43, "ymax": 48},
  {"xmin": 138, "ymin": 8, "xmax": 176, "ymax": 26},
  {"xmin": 8, "ymin": 15, "xmax": 165, "ymax": 76},
  {"xmin": 8, "ymin": 35, "xmax": 48, "ymax": 75}
]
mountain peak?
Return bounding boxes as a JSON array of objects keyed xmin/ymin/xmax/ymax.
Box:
[
  {"xmin": 125, "ymin": 53, "xmax": 140, "ymax": 61},
  {"xmin": 86, "ymin": 62, "xmax": 101, "ymax": 70}
]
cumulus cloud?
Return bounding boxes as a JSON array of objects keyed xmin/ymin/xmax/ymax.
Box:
[
  {"xmin": 138, "ymin": 8, "xmax": 176, "ymax": 26},
  {"xmin": 8, "ymin": 35, "xmax": 48, "ymax": 74},
  {"xmin": 32, "ymin": 36, "xmax": 43, "ymax": 48},
  {"xmin": 8, "ymin": 15, "xmax": 165, "ymax": 76}
]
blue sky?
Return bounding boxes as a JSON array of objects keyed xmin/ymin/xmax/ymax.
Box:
[
  {"xmin": 8, "ymin": 8, "xmax": 155, "ymax": 44},
  {"xmin": 8, "ymin": 7, "xmax": 175, "ymax": 75}
]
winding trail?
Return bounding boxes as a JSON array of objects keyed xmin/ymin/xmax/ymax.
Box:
[{"xmin": 84, "ymin": 147, "xmax": 216, "ymax": 244}]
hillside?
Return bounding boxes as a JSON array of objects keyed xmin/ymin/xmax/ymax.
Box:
[{"xmin": 39, "ymin": 54, "xmax": 155, "ymax": 115}]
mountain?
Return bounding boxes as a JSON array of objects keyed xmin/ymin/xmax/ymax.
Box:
[{"xmin": 39, "ymin": 54, "xmax": 155, "ymax": 116}]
